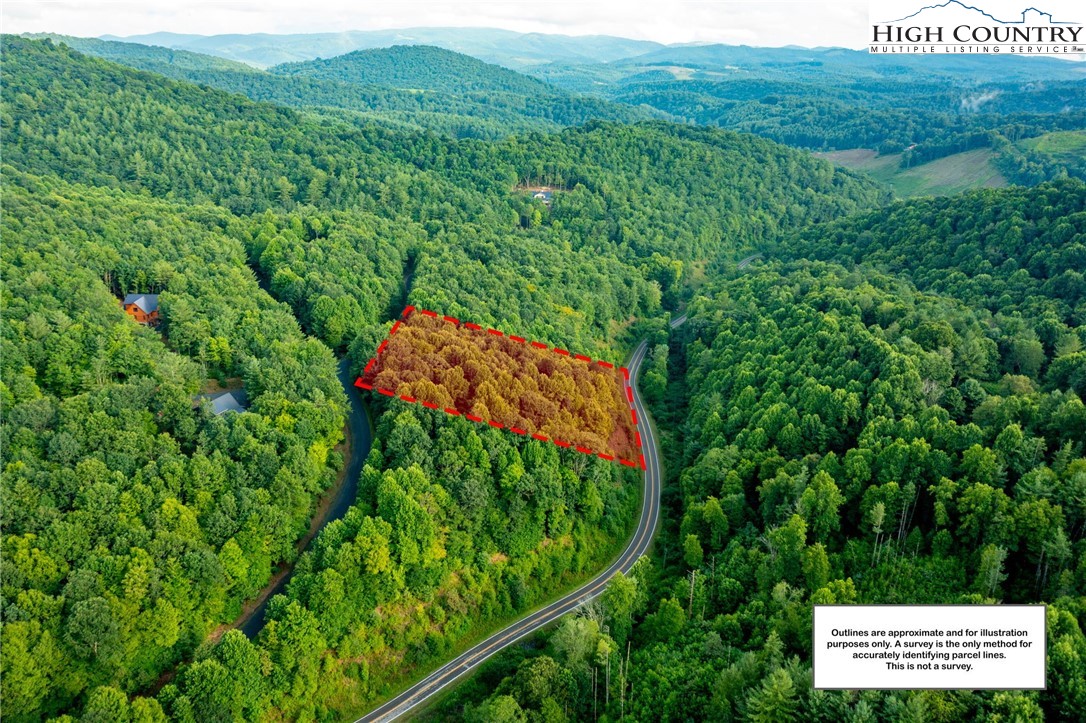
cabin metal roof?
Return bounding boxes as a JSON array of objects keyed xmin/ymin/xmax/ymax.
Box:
[
  {"xmin": 123, "ymin": 293, "xmax": 160, "ymax": 313},
  {"xmin": 198, "ymin": 389, "xmax": 249, "ymax": 415}
]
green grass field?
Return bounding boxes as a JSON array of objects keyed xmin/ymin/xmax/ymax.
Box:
[
  {"xmin": 1019, "ymin": 131, "xmax": 1086, "ymax": 179},
  {"xmin": 1020, "ymin": 130, "xmax": 1086, "ymax": 159},
  {"xmin": 818, "ymin": 147, "xmax": 1007, "ymax": 198}
]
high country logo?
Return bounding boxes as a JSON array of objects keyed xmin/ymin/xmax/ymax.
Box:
[{"xmin": 869, "ymin": 0, "xmax": 1084, "ymax": 54}]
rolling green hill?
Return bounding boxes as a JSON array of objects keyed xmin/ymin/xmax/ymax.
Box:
[
  {"xmin": 530, "ymin": 43, "xmax": 1086, "ymax": 158},
  {"xmin": 26, "ymin": 33, "xmax": 261, "ymax": 74},
  {"xmin": 39, "ymin": 32, "xmax": 1086, "ymax": 158},
  {"xmin": 819, "ymin": 129, "xmax": 1086, "ymax": 198},
  {"xmin": 1003, "ymin": 130, "xmax": 1086, "ymax": 184},
  {"xmin": 30, "ymin": 35, "xmax": 657, "ymax": 140},
  {"xmin": 1024, "ymin": 130, "xmax": 1086, "ymax": 163},
  {"xmin": 270, "ymin": 45, "xmax": 557, "ymax": 95}
]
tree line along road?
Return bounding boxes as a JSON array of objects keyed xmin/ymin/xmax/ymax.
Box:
[{"xmin": 355, "ymin": 334, "xmax": 667, "ymax": 722}]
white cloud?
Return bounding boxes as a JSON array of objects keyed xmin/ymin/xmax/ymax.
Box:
[{"xmin": 3, "ymin": 0, "xmax": 871, "ymax": 48}]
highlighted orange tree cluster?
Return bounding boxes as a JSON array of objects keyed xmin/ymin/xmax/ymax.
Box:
[{"xmin": 360, "ymin": 309, "xmax": 638, "ymax": 461}]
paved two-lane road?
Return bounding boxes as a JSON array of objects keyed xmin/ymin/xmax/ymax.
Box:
[
  {"xmin": 667, "ymin": 254, "xmax": 759, "ymax": 330},
  {"xmin": 355, "ymin": 339, "xmax": 663, "ymax": 722}
]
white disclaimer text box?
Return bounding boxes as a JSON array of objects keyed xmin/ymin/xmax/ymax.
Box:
[{"xmin": 813, "ymin": 605, "xmax": 1045, "ymax": 689}]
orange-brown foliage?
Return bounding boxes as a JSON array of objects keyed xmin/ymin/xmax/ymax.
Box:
[{"xmin": 362, "ymin": 313, "xmax": 637, "ymax": 460}]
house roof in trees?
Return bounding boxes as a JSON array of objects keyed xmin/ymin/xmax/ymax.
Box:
[
  {"xmin": 199, "ymin": 389, "xmax": 249, "ymax": 415},
  {"xmin": 122, "ymin": 293, "xmax": 159, "ymax": 313}
]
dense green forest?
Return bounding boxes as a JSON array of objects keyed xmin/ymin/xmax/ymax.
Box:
[
  {"xmin": 28, "ymin": 35, "xmax": 656, "ymax": 140},
  {"xmin": 602, "ymin": 76, "xmax": 1086, "ymax": 155},
  {"xmin": 27, "ymin": 33, "xmax": 1086, "ymax": 191},
  {"xmin": 0, "ymin": 36, "xmax": 905, "ymax": 721},
  {"xmin": 2, "ymin": 162, "xmax": 646, "ymax": 716},
  {"xmin": 438, "ymin": 222, "xmax": 1086, "ymax": 720},
  {"xmin": 2, "ymin": 29, "xmax": 1084, "ymax": 722},
  {"xmin": 524, "ymin": 44, "xmax": 1086, "ymax": 177},
  {"xmin": 271, "ymin": 45, "xmax": 560, "ymax": 95},
  {"xmin": 779, "ymin": 182, "xmax": 1086, "ymax": 331},
  {"xmin": 1, "ymin": 169, "xmax": 349, "ymax": 719}
]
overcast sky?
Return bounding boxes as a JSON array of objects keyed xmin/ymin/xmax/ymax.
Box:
[{"xmin": 4, "ymin": 0, "xmax": 871, "ymax": 48}]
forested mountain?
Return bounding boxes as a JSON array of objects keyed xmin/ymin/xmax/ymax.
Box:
[
  {"xmin": 74, "ymin": 29, "xmax": 1086, "ymax": 159},
  {"xmin": 29, "ymin": 33, "xmax": 261, "ymax": 73},
  {"xmin": 604, "ymin": 75, "xmax": 1086, "ymax": 153},
  {"xmin": 780, "ymin": 182, "xmax": 1086, "ymax": 329},
  {"xmin": 528, "ymin": 44, "xmax": 1086, "ymax": 185},
  {"xmin": 105, "ymin": 29, "xmax": 1083, "ymax": 80},
  {"xmin": 600, "ymin": 44, "xmax": 1086, "ymax": 83},
  {"xmin": 29, "ymin": 35, "xmax": 656, "ymax": 140},
  {"xmin": 31, "ymin": 32, "xmax": 1086, "ymax": 179},
  {"xmin": 1, "ymin": 36, "xmax": 895, "ymax": 721},
  {"xmin": 998, "ymin": 130, "xmax": 1086, "ymax": 185},
  {"xmin": 270, "ymin": 45, "xmax": 558, "ymax": 95}
]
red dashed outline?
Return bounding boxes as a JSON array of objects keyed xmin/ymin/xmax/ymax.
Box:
[{"xmin": 355, "ymin": 305, "xmax": 645, "ymax": 470}]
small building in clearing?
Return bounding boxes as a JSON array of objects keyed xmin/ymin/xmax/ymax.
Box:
[
  {"xmin": 123, "ymin": 293, "xmax": 160, "ymax": 325},
  {"xmin": 197, "ymin": 389, "xmax": 249, "ymax": 416}
]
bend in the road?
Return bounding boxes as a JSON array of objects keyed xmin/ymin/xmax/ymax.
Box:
[
  {"xmin": 355, "ymin": 339, "xmax": 661, "ymax": 722},
  {"xmin": 737, "ymin": 252, "xmax": 762, "ymax": 270}
]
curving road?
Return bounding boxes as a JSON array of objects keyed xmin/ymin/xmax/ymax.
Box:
[
  {"xmin": 355, "ymin": 339, "xmax": 663, "ymax": 722},
  {"xmin": 737, "ymin": 252, "xmax": 762, "ymax": 269},
  {"xmin": 667, "ymin": 254, "xmax": 758, "ymax": 330}
]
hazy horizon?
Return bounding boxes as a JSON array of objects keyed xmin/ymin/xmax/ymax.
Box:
[
  {"xmin": 94, "ymin": 27, "xmax": 831, "ymax": 49},
  {"xmin": 4, "ymin": 1, "xmax": 871, "ymax": 49}
]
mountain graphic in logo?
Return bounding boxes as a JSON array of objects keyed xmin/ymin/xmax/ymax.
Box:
[{"xmin": 885, "ymin": 1, "xmax": 1076, "ymax": 25}]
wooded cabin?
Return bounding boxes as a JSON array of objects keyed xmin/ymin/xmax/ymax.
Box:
[
  {"xmin": 196, "ymin": 389, "xmax": 249, "ymax": 416},
  {"xmin": 123, "ymin": 293, "xmax": 160, "ymax": 324},
  {"xmin": 515, "ymin": 184, "xmax": 559, "ymax": 207}
]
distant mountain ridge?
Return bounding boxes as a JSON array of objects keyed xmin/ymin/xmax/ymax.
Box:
[
  {"xmin": 609, "ymin": 43, "xmax": 1085, "ymax": 82},
  {"xmin": 26, "ymin": 33, "xmax": 262, "ymax": 74},
  {"xmin": 101, "ymin": 27, "xmax": 1085, "ymax": 82},
  {"xmin": 269, "ymin": 45, "xmax": 555, "ymax": 95},
  {"xmin": 100, "ymin": 27, "xmax": 665, "ymax": 69},
  {"xmin": 29, "ymin": 34, "xmax": 658, "ymax": 140}
]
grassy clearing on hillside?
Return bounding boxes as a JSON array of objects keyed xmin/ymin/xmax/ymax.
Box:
[
  {"xmin": 1019, "ymin": 130, "xmax": 1086, "ymax": 179},
  {"xmin": 1021, "ymin": 129, "xmax": 1086, "ymax": 159},
  {"xmin": 818, "ymin": 147, "xmax": 1007, "ymax": 197}
]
